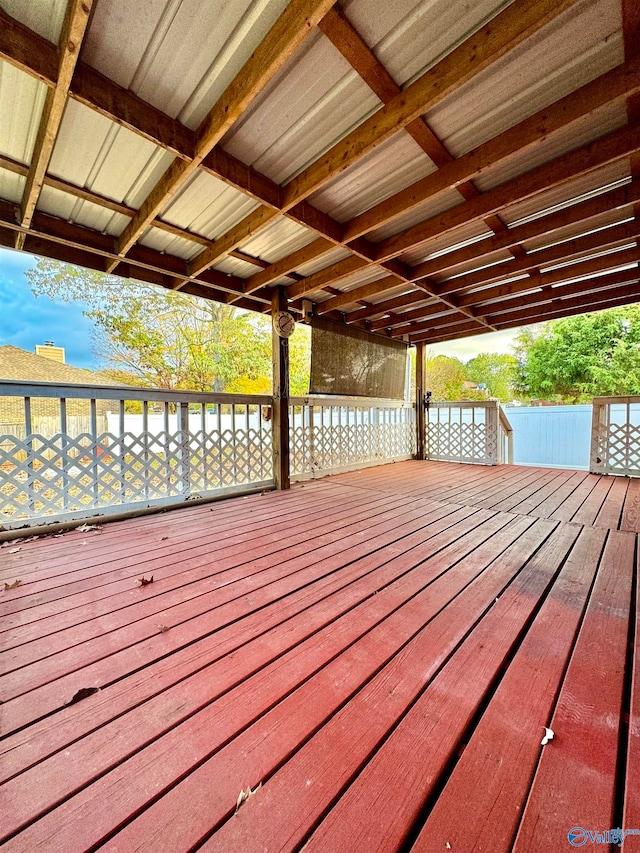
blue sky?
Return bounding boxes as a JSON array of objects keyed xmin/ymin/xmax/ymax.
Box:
[{"xmin": 0, "ymin": 247, "xmax": 97, "ymax": 369}]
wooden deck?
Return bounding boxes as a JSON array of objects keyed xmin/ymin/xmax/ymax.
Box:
[{"xmin": 1, "ymin": 460, "xmax": 639, "ymax": 852}]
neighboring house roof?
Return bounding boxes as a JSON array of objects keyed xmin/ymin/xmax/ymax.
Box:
[{"xmin": 0, "ymin": 345, "xmax": 124, "ymax": 386}]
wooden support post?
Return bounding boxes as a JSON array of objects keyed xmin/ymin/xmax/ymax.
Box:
[
  {"xmin": 415, "ymin": 341, "xmax": 426, "ymax": 460},
  {"xmin": 272, "ymin": 286, "xmax": 291, "ymax": 489}
]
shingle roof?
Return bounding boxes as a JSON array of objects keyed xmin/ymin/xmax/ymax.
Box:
[{"xmin": 0, "ymin": 345, "xmax": 124, "ymax": 386}]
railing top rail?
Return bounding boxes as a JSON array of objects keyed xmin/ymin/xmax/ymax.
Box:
[
  {"xmin": 499, "ymin": 407, "xmax": 513, "ymax": 434},
  {"xmin": 290, "ymin": 395, "xmax": 414, "ymax": 408},
  {"xmin": 428, "ymin": 399, "xmax": 499, "ymax": 409},
  {"xmin": 0, "ymin": 380, "xmax": 272, "ymax": 406},
  {"xmin": 592, "ymin": 395, "xmax": 640, "ymax": 405}
]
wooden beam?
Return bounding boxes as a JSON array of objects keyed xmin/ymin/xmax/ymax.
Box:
[
  {"xmin": 373, "ymin": 122, "xmax": 640, "ymax": 262},
  {"xmin": 272, "ymin": 287, "xmax": 291, "ymax": 490},
  {"xmin": 461, "ymin": 245, "xmax": 640, "ymax": 309},
  {"xmin": 245, "ymin": 238, "xmax": 334, "ymax": 292},
  {"xmin": 342, "ymin": 57, "xmax": 640, "ymax": 243},
  {"xmin": 434, "ymin": 219, "xmax": 640, "ymax": 297},
  {"xmin": 484, "ymin": 268, "xmax": 640, "ymax": 318},
  {"xmin": 15, "ymin": 0, "xmax": 93, "ymax": 250},
  {"xmin": 281, "ymin": 0, "xmax": 578, "ymax": 208},
  {"xmin": 111, "ymin": 0, "xmax": 336, "ymax": 268},
  {"xmin": 315, "ymin": 276, "xmax": 401, "ymax": 313},
  {"xmin": 411, "ymin": 179, "xmax": 640, "ymax": 281}
]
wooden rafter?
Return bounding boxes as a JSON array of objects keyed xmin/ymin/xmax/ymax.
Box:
[
  {"xmin": 15, "ymin": 0, "xmax": 93, "ymax": 251},
  {"xmin": 185, "ymin": 0, "xmax": 578, "ymax": 279},
  {"xmin": 107, "ymin": 0, "xmax": 337, "ymax": 272}
]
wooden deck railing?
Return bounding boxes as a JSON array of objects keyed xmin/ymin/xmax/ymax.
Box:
[
  {"xmin": 289, "ymin": 395, "xmax": 415, "ymax": 480},
  {"xmin": 0, "ymin": 381, "xmax": 273, "ymax": 528},
  {"xmin": 590, "ymin": 395, "xmax": 640, "ymax": 476},
  {"xmin": 426, "ymin": 400, "xmax": 513, "ymax": 466}
]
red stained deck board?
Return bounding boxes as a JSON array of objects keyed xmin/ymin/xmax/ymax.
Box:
[
  {"xmin": 487, "ymin": 470, "xmax": 568, "ymax": 513},
  {"xmin": 624, "ymin": 547, "xmax": 640, "ymax": 844},
  {"xmin": 0, "ymin": 485, "xmax": 401, "ymax": 615},
  {"xmin": 302, "ymin": 523, "xmax": 591, "ymax": 853},
  {"xmin": 569, "ymin": 475, "xmax": 616, "ymax": 527},
  {"xmin": 512, "ymin": 529, "xmax": 636, "ymax": 851},
  {"xmin": 0, "ymin": 502, "xmax": 481, "ymax": 732},
  {"xmin": 1, "ymin": 505, "xmax": 481, "ymax": 782},
  {"xmin": 2, "ymin": 459, "xmax": 639, "ymax": 853},
  {"xmin": 2, "ymin": 514, "xmax": 532, "ymax": 849},
  {"xmin": 407, "ymin": 525, "xmax": 606, "ymax": 853},
  {"xmin": 1, "ymin": 490, "xmax": 433, "ymax": 661},
  {"xmin": 620, "ymin": 475, "xmax": 640, "ymax": 532},
  {"xmin": 525, "ymin": 470, "xmax": 590, "ymax": 519},
  {"xmin": 187, "ymin": 520, "xmax": 562, "ymax": 853},
  {"xmin": 593, "ymin": 473, "xmax": 629, "ymax": 530}
]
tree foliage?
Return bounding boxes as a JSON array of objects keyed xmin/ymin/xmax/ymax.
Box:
[
  {"xmin": 26, "ymin": 259, "xmax": 311, "ymax": 393},
  {"xmin": 514, "ymin": 307, "xmax": 640, "ymax": 402},
  {"xmin": 424, "ymin": 354, "xmax": 467, "ymax": 400},
  {"xmin": 465, "ymin": 353, "xmax": 518, "ymax": 402}
]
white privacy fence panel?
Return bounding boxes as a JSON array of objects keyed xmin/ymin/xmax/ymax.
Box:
[
  {"xmin": 0, "ymin": 381, "xmax": 273, "ymax": 528},
  {"xmin": 426, "ymin": 400, "xmax": 512, "ymax": 466},
  {"xmin": 590, "ymin": 397, "xmax": 640, "ymax": 476},
  {"xmin": 289, "ymin": 396, "xmax": 415, "ymax": 480}
]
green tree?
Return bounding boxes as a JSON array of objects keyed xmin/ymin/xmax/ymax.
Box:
[
  {"xmin": 514, "ymin": 307, "xmax": 640, "ymax": 402},
  {"xmin": 465, "ymin": 353, "xmax": 518, "ymax": 402},
  {"xmin": 26, "ymin": 259, "xmax": 311, "ymax": 393},
  {"xmin": 424, "ymin": 354, "xmax": 467, "ymax": 400}
]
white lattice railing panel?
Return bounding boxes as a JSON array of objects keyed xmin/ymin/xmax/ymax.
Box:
[
  {"xmin": 0, "ymin": 381, "xmax": 273, "ymax": 528},
  {"xmin": 289, "ymin": 396, "xmax": 415, "ymax": 480},
  {"xmin": 426, "ymin": 401, "xmax": 511, "ymax": 466},
  {"xmin": 590, "ymin": 397, "xmax": 640, "ymax": 476}
]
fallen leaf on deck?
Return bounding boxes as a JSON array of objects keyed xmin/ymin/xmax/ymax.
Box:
[
  {"xmin": 541, "ymin": 726, "xmax": 554, "ymax": 746},
  {"xmin": 160, "ymin": 536, "xmax": 169, "ymax": 541},
  {"xmin": 67, "ymin": 687, "xmax": 100, "ymax": 705},
  {"xmin": 77, "ymin": 524, "xmax": 100, "ymax": 533},
  {"xmin": 235, "ymin": 783, "xmax": 261, "ymax": 813},
  {"xmin": 8, "ymin": 547, "xmax": 21, "ymax": 554},
  {"xmin": 4, "ymin": 579, "xmax": 22, "ymax": 590},
  {"xmin": 137, "ymin": 576, "xmax": 154, "ymax": 586},
  {"xmin": 446, "ymin": 844, "xmax": 451, "ymax": 850},
  {"xmin": 157, "ymin": 625, "xmax": 170, "ymax": 633}
]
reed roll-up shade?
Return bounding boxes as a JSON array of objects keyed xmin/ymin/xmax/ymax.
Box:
[{"xmin": 310, "ymin": 316, "xmax": 408, "ymax": 399}]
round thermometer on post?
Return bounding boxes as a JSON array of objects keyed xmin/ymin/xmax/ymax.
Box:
[{"xmin": 273, "ymin": 310, "xmax": 296, "ymax": 338}]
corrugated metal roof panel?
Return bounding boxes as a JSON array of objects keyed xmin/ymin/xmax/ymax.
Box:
[
  {"xmin": 366, "ymin": 187, "xmax": 466, "ymax": 242},
  {"xmin": 0, "ymin": 171, "xmax": 24, "ymax": 205},
  {"xmin": 331, "ymin": 266, "xmax": 389, "ymax": 293},
  {"xmin": 0, "ymin": 63, "xmax": 47, "ymax": 163},
  {"xmin": 431, "ymin": 248, "xmax": 516, "ymax": 282},
  {"xmin": 425, "ymin": 0, "xmax": 622, "ymax": 157},
  {"xmin": 472, "ymin": 101, "xmax": 628, "ymax": 194},
  {"xmin": 2, "ymin": 0, "xmax": 68, "ymax": 41},
  {"xmin": 83, "ymin": 0, "xmax": 289, "ymax": 127},
  {"xmin": 37, "ymin": 185, "xmax": 129, "ymax": 237},
  {"xmin": 400, "ymin": 222, "xmax": 494, "ymax": 265},
  {"xmin": 222, "ymin": 29, "xmax": 380, "ymax": 184},
  {"xmin": 48, "ymin": 100, "xmax": 176, "ymax": 210},
  {"xmin": 309, "ymin": 133, "xmax": 436, "ymax": 222},
  {"xmin": 239, "ymin": 216, "xmax": 315, "ymax": 263},
  {"xmin": 501, "ymin": 161, "xmax": 631, "ymax": 227},
  {"xmin": 294, "ymin": 246, "xmax": 353, "ymax": 277},
  {"xmin": 162, "ymin": 170, "xmax": 259, "ymax": 239},
  {"xmin": 212, "ymin": 256, "xmax": 262, "ymax": 278},
  {"xmin": 344, "ymin": 0, "xmax": 511, "ymax": 89},
  {"xmin": 139, "ymin": 227, "xmax": 202, "ymax": 261},
  {"xmin": 523, "ymin": 208, "xmax": 635, "ymax": 253}
]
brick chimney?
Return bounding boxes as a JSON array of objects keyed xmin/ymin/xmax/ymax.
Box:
[{"xmin": 35, "ymin": 342, "xmax": 66, "ymax": 364}]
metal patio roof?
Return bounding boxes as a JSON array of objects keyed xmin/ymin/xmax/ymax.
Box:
[{"xmin": 0, "ymin": 0, "xmax": 638, "ymax": 344}]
